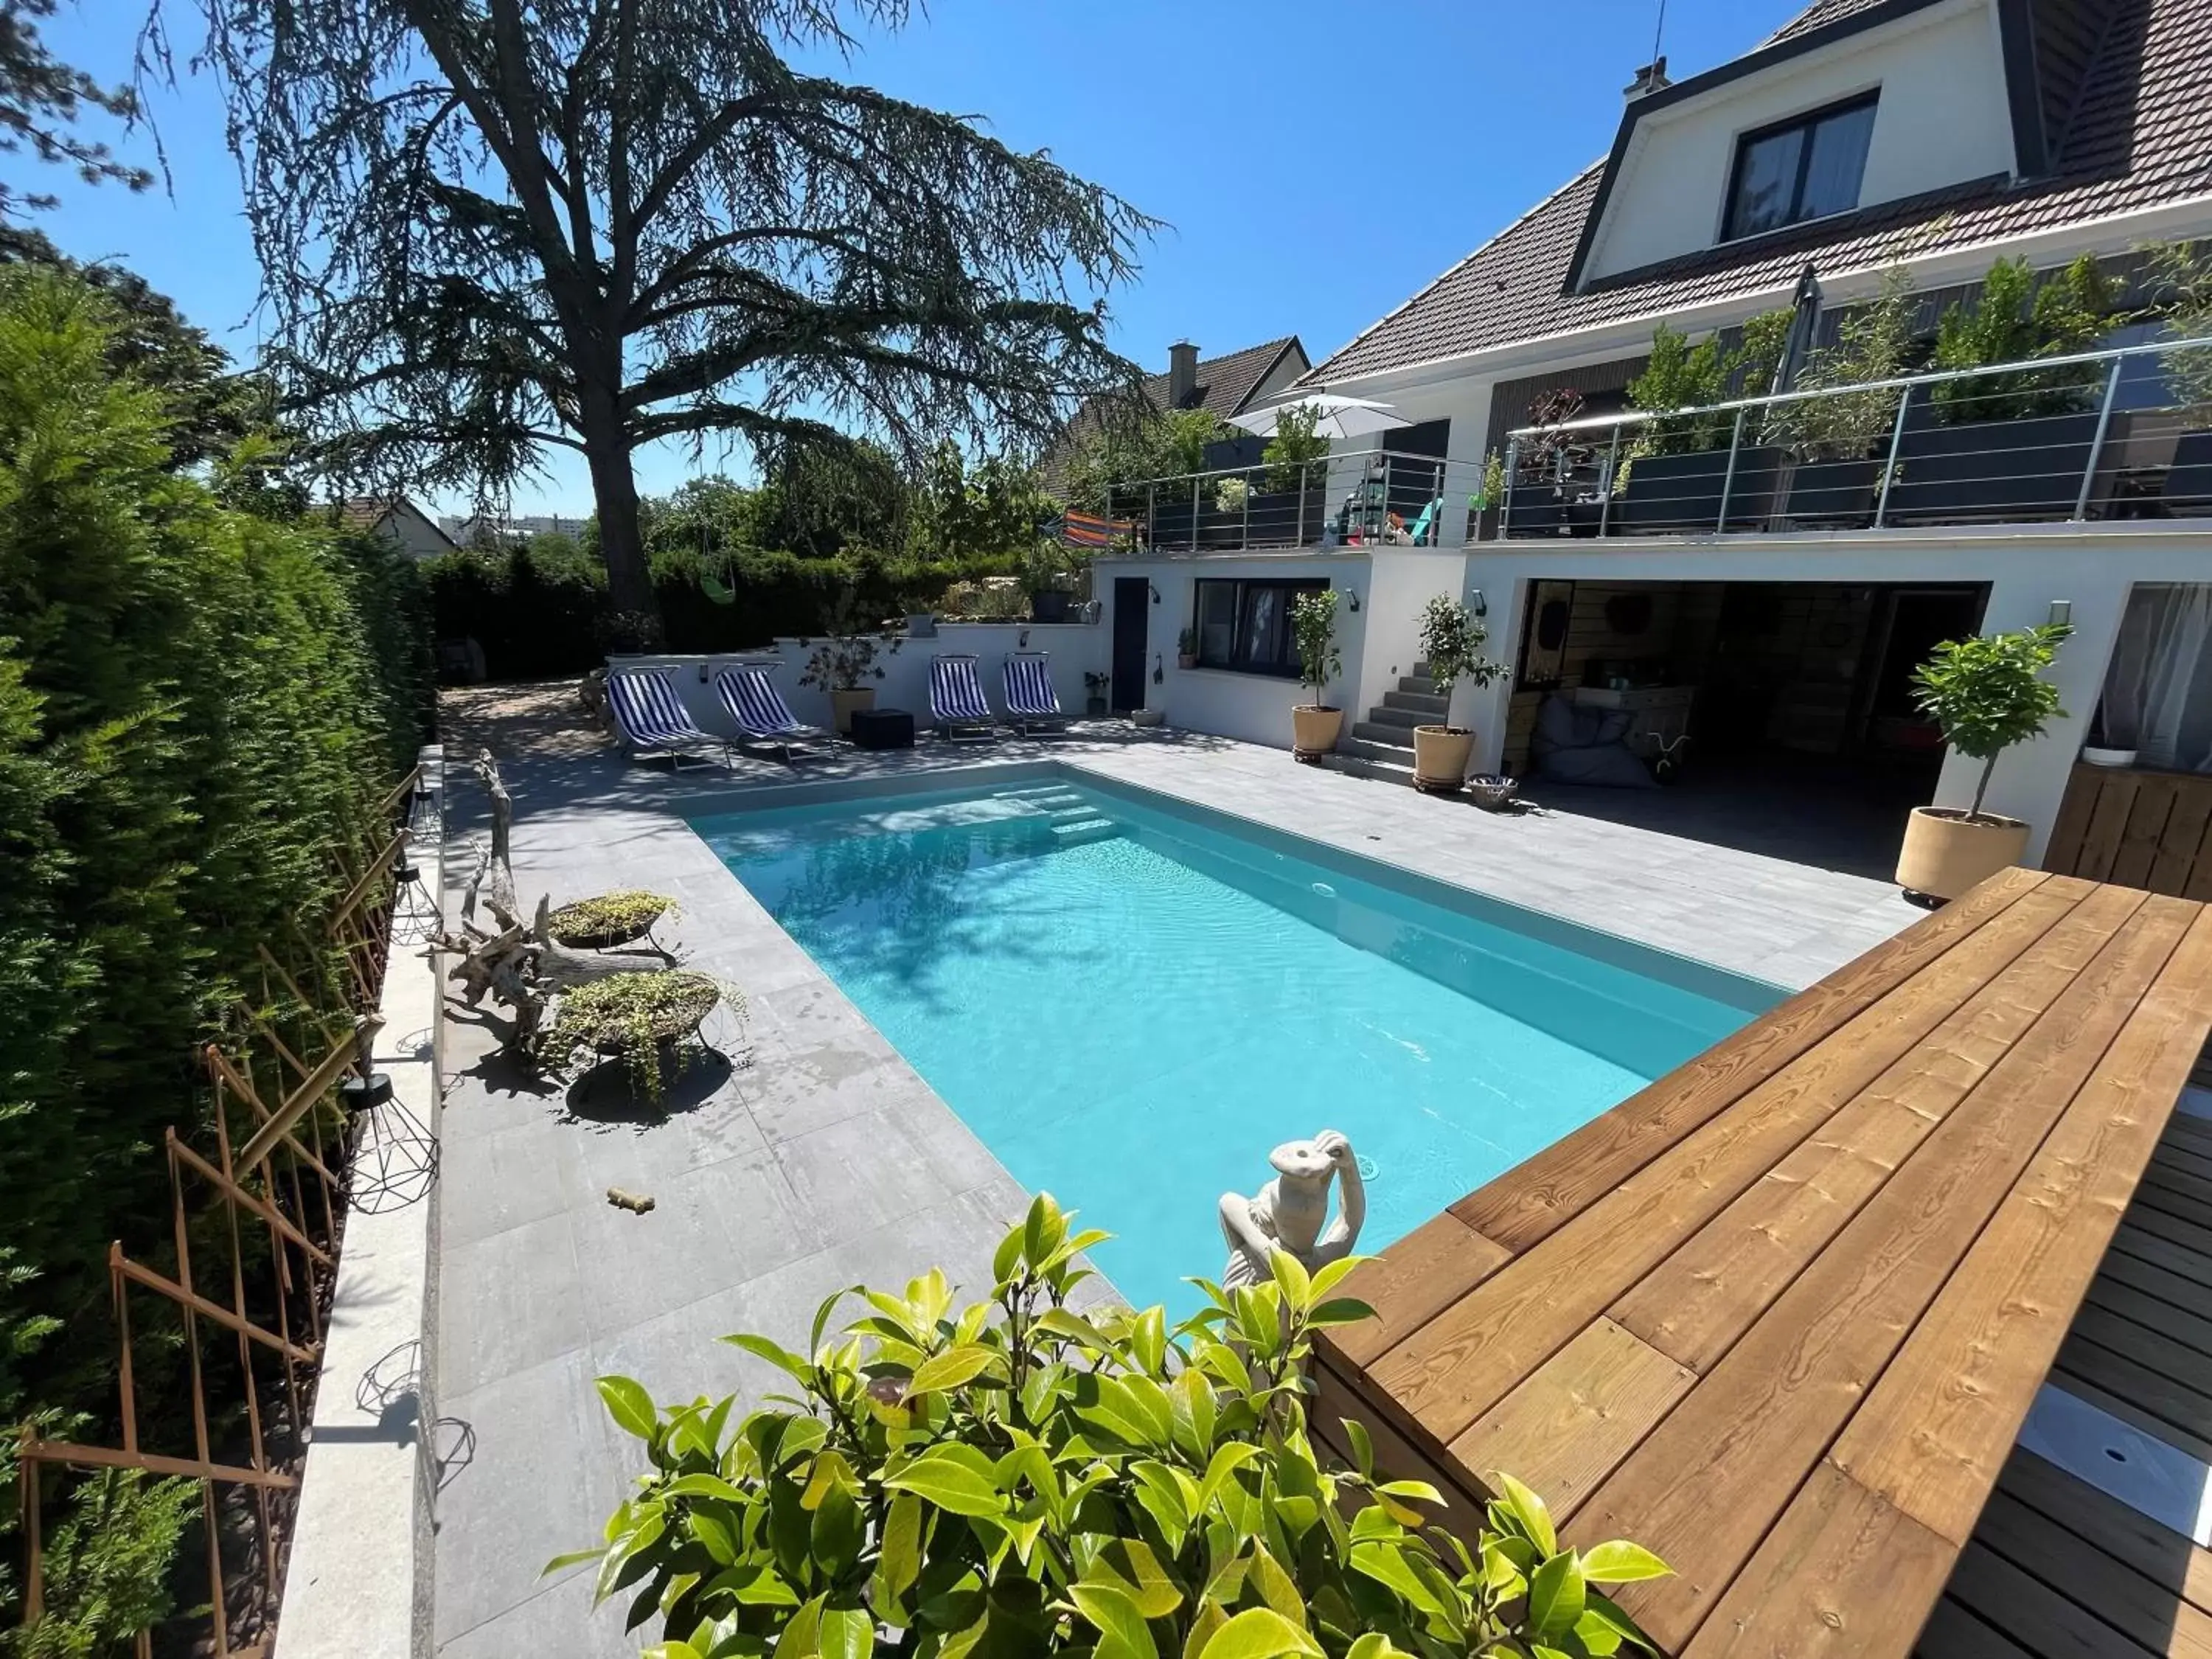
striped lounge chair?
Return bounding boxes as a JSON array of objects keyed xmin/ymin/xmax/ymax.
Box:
[
  {"xmin": 605, "ymin": 668, "xmax": 726, "ymax": 770},
  {"xmin": 929, "ymin": 654, "xmax": 998, "ymax": 743},
  {"xmin": 1001, "ymin": 653, "xmax": 1068, "ymax": 735},
  {"xmin": 714, "ymin": 664, "xmax": 823, "ymax": 763}
]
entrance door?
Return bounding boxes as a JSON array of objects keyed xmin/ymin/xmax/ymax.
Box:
[{"xmin": 1112, "ymin": 577, "xmax": 1150, "ymax": 712}]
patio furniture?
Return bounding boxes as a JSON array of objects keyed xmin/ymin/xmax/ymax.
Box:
[
  {"xmin": 1528, "ymin": 692, "xmax": 1657, "ymax": 789},
  {"xmin": 713, "ymin": 664, "xmax": 824, "ymax": 763},
  {"xmin": 605, "ymin": 668, "xmax": 725, "ymax": 770},
  {"xmin": 849, "ymin": 707, "xmax": 915, "ymax": 751},
  {"xmin": 929, "ymin": 654, "xmax": 998, "ymax": 743},
  {"xmin": 1001, "ymin": 653, "xmax": 1069, "ymax": 734}
]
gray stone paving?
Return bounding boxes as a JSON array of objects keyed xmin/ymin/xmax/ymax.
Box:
[{"xmin": 429, "ymin": 706, "xmax": 1921, "ymax": 1656}]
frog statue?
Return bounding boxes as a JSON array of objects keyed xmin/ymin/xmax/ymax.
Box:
[{"xmin": 1217, "ymin": 1130, "xmax": 1365, "ymax": 1292}]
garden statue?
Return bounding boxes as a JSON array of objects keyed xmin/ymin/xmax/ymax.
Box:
[{"xmin": 1219, "ymin": 1130, "xmax": 1365, "ymax": 1290}]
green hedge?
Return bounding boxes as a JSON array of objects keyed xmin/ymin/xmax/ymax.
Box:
[
  {"xmin": 0, "ymin": 265, "xmax": 431, "ymax": 1645},
  {"xmin": 427, "ymin": 540, "xmax": 1026, "ymax": 678}
]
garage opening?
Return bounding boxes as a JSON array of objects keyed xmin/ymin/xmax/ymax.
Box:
[{"xmin": 1504, "ymin": 580, "xmax": 1986, "ymax": 879}]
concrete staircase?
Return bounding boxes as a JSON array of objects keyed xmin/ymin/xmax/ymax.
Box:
[{"xmin": 1322, "ymin": 665, "xmax": 1444, "ymax": 787}]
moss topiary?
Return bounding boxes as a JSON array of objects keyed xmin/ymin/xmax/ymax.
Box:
[{"xmin": 545, "ymin": 889, "xmax": 672, "ymax": 949}]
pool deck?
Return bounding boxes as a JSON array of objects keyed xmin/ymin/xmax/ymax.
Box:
[
  {"xmin": 425, "ymin": 684, "xmax": 1923, "ymax": 1658},
  {"xmin": 1315, "ymin": 868, "xmax": 2212, "ymax": 1658}
]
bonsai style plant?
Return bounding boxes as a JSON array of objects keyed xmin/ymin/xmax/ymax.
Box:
[
  {"xmin": 1411, "ymin": 594, "xmax": 1507, "ymax": 791},
  {"xmin": 1177, "ymin": 626, "xmax": 1198, "ymax": 670},
  {"xmin": 557, "ymin": 1194, "xmax": 1670, "ymax": 1658},
  {"xmin": 799, "ymin": 586, "xmax": 902, "ymax": 733},
  {"xmin": 1290, "ymin": 588, "xmax": 1344, "ymax": 762},
  {"xmin": 1895, "ymin": 621, "xmax": 2073, "ymax": 900}
]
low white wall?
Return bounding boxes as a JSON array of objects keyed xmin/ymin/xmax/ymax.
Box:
[
  {"xmin": 613, "ymin": 621, "xmax": 1109, "ymax": 734},
  {"xmin": 1458, "ymin": 525, "xmax": 2212, "ymax": 863},
  {"xmin": 1096, "ymin": 551, "xmax": 1375, "ymax": 750}
]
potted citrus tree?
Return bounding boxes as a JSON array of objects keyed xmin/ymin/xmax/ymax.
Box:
[
  {"xmin": 1896, "ymin": 621, "xmax": 2073, "ymax": 899},
  {"xmin": 1413, "ymin": 593, "xmax": 1508, "ymax": 791},
  {"xmin": 1290, "ymin": 588, "xmax": 1343, "ymax": 761}
]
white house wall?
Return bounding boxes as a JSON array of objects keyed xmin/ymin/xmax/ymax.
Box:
[
  {"xmin": 1582, "ymin": 0, "xmax": 2014, "ymax": 283},
  {"xmin": 1458, "ymin": 527, "xmax": 2212, "ymax": 864}
]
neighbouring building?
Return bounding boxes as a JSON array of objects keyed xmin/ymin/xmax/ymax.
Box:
[
  {"xmin": 1039, "ymin": 335, "xmax": 1312, "ymax": 501},
  {"xmin": 437, "ymin": 510, "xmax": 593, "ymax": 545},
  {"xmin": 1094, "ymin": 0, "xmax": 2212, "ymax": 891},
  {"xmin": 337, "ymin": 495, "xmax": 461, "ymax": 561}
]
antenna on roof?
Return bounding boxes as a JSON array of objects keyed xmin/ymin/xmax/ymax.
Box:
[{"xmin": 1651, "ymin": 0, "xmax": 1667, "ymax": 64}]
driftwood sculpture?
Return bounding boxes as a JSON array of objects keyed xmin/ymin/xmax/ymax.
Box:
[{"xmin": 428, "ymin": 751, "xmax": 654, "ymax": 1057}]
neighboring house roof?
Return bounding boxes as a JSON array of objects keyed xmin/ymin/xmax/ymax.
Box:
[
  {"xmin": 1040, "ymin": 335, "xmax": 1310, "ymax": 495},
  {"xmin": 335, "ymin": 495, "xmax": 461, "ymax": 553},
  {"xmin": 1307, "ymin": 0, "xmax": 2210, "ymax": 386}
]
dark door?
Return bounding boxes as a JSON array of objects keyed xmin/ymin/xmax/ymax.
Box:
[{"xmin": 1112, "ymin": 577, "xmax": 1150, "ymax": 712}]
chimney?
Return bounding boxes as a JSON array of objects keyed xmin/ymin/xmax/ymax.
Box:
[
  {"xmin": 1168, "ymin": 340, "xmax": 1199, "ymax": 408},
  {"xmin": 1624, "ymin": 56, "xmax": 1669, "ymax": 100}
]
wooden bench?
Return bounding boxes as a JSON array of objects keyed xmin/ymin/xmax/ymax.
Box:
[{"xmin": 1315, "ymin": 868, "xmax": 2212, "ymax": 1657}]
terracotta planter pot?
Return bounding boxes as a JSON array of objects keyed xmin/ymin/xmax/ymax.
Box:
[
  {"xmin": 829, "ymin": 687, "xmax": 875, "ymax": 734},
  {"xmin": 1413, "ymin": 724, "xmax": 1476, "ymax": 791},
  {"xmin": 1292, "ymin": 704, "xmax": 1343, "ymax": 762},
  {"xmin": 1894, "ymin": 806, "xmax": 2031, "ymax": 900}
]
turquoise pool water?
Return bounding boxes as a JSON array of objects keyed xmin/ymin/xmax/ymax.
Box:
[{"xmin": 696, "ymin": 776, "xmax": 1773, "ymax": 1314}]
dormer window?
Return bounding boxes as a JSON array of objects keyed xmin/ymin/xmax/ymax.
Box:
[{"xmin": 1723, "ymin": 93, "xmax": 1879, "ymax": 241}]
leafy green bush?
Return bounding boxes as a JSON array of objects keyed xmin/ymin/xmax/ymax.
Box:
[
  {"xmin": 12, "ymin": 1471, "xmax": 201, "ymax": 1659},
  {"xmin": 1416, "ymin": 596, "xmax": 1507, "ymax": 709},
  {"xmin": 1764, "ymin": 267, "xmax": 1925, "ymax": 460},
  {"xmin": 1261, "ymin": 403, "xmax": 1329, "ymax": 495},
  {"xmin": 1627, "ymin": 310, "xmax": 1792, "ymax": 454},
  {"xmin": 1929, "ymin": 254, "xmax": 2112, "ymax": 422},
  {"xmin": 1293, "ymin": 588, "xmax": 1340, "ymax": 708},
  {"xmin": 563, "ymin": 1196, "xmax": 1668, "ymax": 1658},
  {"xmin": 1912, "ymin": 622, "xmax": 2073, "ymax": 821}
]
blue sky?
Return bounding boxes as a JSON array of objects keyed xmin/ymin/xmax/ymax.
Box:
[{"xmin": 40, "ymin": 1, "xmax": 1806, "ymax": 516}]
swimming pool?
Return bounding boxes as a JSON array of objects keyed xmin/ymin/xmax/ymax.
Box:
[{"xmin": 695, "ymin": 772, "xmax": 1776, "ymax": 1314}]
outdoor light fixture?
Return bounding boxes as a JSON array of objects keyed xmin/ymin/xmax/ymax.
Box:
[
  {"xmin": 1348, "ymin": 591, "xmax": 1362, "ymax": 613},
  {"xmin": 2049, "ymin": 599, "xmax": 2073, "ymax": 627},
  {"xmin": 1150, "ymin": 582, "xmax": 1162, "ymax": 605},
  {"xmin": 338, "ymin": 1015, "xmax": 394, "ymax": 1113},
  {"xmin": 1469, "ymin": 588, "xmax": 1488, "ymax": 617},
  {"xmin": 1153, "ymin": 653, "xmax": 1164, "ymax": 686}
]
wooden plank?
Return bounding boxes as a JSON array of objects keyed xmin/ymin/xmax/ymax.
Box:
[
  {"xmin": 1445, "ymin": 1318, "xmax": 1695, "ymax": 1524},
  {"xmin": 2056, "ymin": 1331, "xmax": 2212, "ymax": 1450},
  {"xmin": 1579, "ymin": 897, "xmax": 2191, "ymax": 1652},
  {"xmin": 1969, "ymin": 1489, "xmax": 2212, "ymax": 1658},
  {"xmin": 2149, "ymin": 781, "xmax": 2212, "ymax": 899},
  {"xmin": 1944, "ymin": 1539, "xmax": 2159, "ymax": 1657},
  {"xmin": 2103, "ymin": 1227, "xmax": 2212, "ymax": 1323},
  {"xmin": 1998, "ymin": 1447, "xmax": 2212, "ymax": 1621},
  {"xmin": 1450, "ymin": 869, "xmax": 2054, "ymax": 1253},
  {"xmin": 2043, "ymin": 765, "xmax": 2105, "ymax": 877},
  {"xmin": 2112, "ymin": 775, "xmax": 2184, "ymax": 891},
  {"xmin": 2074, "ymin": 1303, "xmax": 2212, "ymax": 1400},
  {"xmin": 1369, "ymin": 880, "xmax": 2091, "ymax": 1447},
  {"xmin": 1831, "ymin": 900, "xmax": 2209, "ymax": 1544},
  {"xmin": 1680, "ymin": 1461, "xmax": 1957, "ymax": 1659},
  {"xmin": 1613, "ymin": 887, "xmax": 2149, "ymax": 1374},
  {"xmin": 1913, "ymin": 1598, "xmax": 2038, "ymax": 1659},
  {"xmin": 2149, "ymin": 1139, "xmax": 2212, "ymax": 1186},
  {"xmin": 2135, "ymin": 1165, "xmax": 2212, "ymax": 1231},
  {"xmin": 2050, "ymin": 1360, "xmax": 2212, "ymax": 1467},
  {"xmin": 2090, "ymin": 1275, "xmax": 2212, "ymax": 1363},
  {"xmin": 1322, "ymin": 1211, "xmax": 1510, "ymax": 1369},
  {"xmin": 2078, "ymin": 772, "xmax": 2148, "ymax": 885},
  {"xmin": 2118, "ymin": 1197, "xmax": 2212, "ymax": 1263}
]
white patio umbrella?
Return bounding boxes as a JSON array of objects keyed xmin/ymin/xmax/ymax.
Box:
[{"xmin": 1228, "ymin": 393, "xmax": 1413, "ymax": 440}]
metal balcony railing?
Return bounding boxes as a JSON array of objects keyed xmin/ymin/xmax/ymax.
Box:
[
  {"xmin": 1501, "ymin": 333, "xmax": 2212, "ymax": 539},
  {"xmin": 1099, "ymin": 451, "xmax": 1492, "ymax": 554}
]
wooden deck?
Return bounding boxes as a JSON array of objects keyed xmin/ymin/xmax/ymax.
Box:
[{"xmin": 1315, "ymin": 868, "xmax": 2212, "ymax": 1658}]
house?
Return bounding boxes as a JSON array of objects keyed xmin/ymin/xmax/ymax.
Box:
[
  {"xmin": 1038, "ymin": 335, "xmax": 1311, "ymax": 500},
  {"xmin": 336, "ymin": 495, "xmax": 460, "ymax": 561},
  {"xmin": 1096, "ymin": 0, "xmax": 2212, "ymax": 889}
]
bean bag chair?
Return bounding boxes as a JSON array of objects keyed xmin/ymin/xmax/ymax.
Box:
[{"xmin": 1530, "ymin": 692, "xmax": 1659, "ymax": 790}]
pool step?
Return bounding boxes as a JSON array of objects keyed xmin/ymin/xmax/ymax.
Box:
[{"xmin": 1050, "ymin": 817, "xmax": 1118, "ymax": 842}]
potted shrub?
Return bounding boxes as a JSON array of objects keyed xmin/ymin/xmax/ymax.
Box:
[
  {"xmin": 1770, "ymin": 268, "xmax": 1921, "ymax": 525},
  {"xmin": 1412, "ymin": 593, "xmax": 1508, "ymax": 790},
  {"xmin": 1895, "ymin": 622, "xmax": 2073, "ymax": 900},
  {"xmin": 2140, "ymin": 239, "xmax": 2212, "ymax": 512},
  {"xmin": 1024, "ymin": 540, "xmax": 1074, "ymax": 622},
  {"xmin": 1082, "ymin": 669, "xmax": 1110, "ymax": 717},
  {"xmin": 1244, "ymin": 402, "xmax": 1329, "ymax": 543},
  {"xmin": 1290, "ymin": 588, "xmax": 1343, "ymax": 761},
  {"xmin": 1888, "ymin": 254, "xmax": 2112, "ymax": 524},
  {"xmin": 799, "ymin": 588, "xmax": 902, "ymax": 734},
  {"xmin": 1176, "ymin": 626, "xmax": 1197, "ymax": 670},
  {"xmin": 1612, "ymin": 312, "xmax": 1792, "ymax": 533},
  {"xmin": 560, "ymin": 1194, "xmax": 1671, "ymax": 1658},
  {"xmin": 1505, "ymin": 388, "xmax": 1594, "ymax": 537}
]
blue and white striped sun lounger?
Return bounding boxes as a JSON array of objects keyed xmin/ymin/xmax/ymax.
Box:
[
  {"xmin": 605, "ymin": 668, "xmax": 725, "ymax": 770},
  {"xmin": 714, "ymin": 664, "xmax": 823, "ymax": 762},
  {"xmin": 930, "ymin": 654, "xmax": 998, "ymax": 742},
  {"xmin": 1001, "ymin": 653, "xmax": 1068, "ymax": 734}
]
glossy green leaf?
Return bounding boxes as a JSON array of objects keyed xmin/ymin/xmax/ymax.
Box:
[
  {"xmin": 641, "ymin": 1644, "xmax": 703, "ymax": 1659},
  {"xmin": 991, "ymin": 1223, "xmax": 1023, "ymax": 1284},
  {"xmin": 1193, "ymin": 1606, "xmax": 1324, "ymax": 1659},
  {"xmin": 1245, "ymin": 1544, "xmax": 1307, "ymax": 1629},
  {"xmin": 1573, "ymin": 1607, "xmax": 1625, "ymax": 1657},
  {"xmin": 1348, "ymin": 1541, "xmax": 1447, "ymax": 1617},
  {"xmin": 1269, "ymin": 1250, "xmax": 1311, "ymax": 1313},
  {"xmin": 1307, "ymin": 1255, "xmax": 1373, "ymax": 1302},
  {"xmin": 1490, "ymin": 1470, "xmax": 1558, "ymax": 1555},
  {"xmin": 1581, "ymin": 1540, "xmax": 1672, "ymax": 1585},
  {"xmin": 1340, "ymin": 1416, "xmax": 1374, "ymax": 1481},
  {"xmin": 1035, "ymin": 1306, "xmax": 1113, "ymax": 1349},
  {"xmin": 1169, "ymin": 1366, "xmax": 1217, "ymax": 1458},
  {"xmin": 1576, "ymin": 1593, "xmax": 1663, "ymax": 1655},
  {"xmin": 543, "ymin": 1545, "xmax": 604, "ymax": 1576},
  {"xmin": 1194, "ymin": 1441, "xmax": 1262, "ymax": 1515},
  {"xmin": 1069, "ymin": 1582, "xmax": 1159, "ymax": 1659},
  {"xmin": 1305, "ymin": 1297, "xmax": 1376, "ymax": 1329},
  {"xmin": 772, "ymin": 1596, "xmax": 823, "ymax": 1659},
  {"xmin": 1085, "ymin": 1537, "xmax": 1184, "ymax": 1618},
  {"xmin": 882, "ymin": 1448, "xmax": 1006, "ymax": 1517},
  {"xmin": 1526, "ymin": 1550, "xmax": 1587, "ymax": 1641},
  {"xmin": 879, "ymin": 1493, "xmax": 922, "ymax": 1601},
  {"xmin": 1182, "ymin": 1597, "xmax": 1228, "ymax": 1659},
  {"xmin": 818, "ymin": 1607, "xmax": 874, "ymax": 1659},
  {"xmin": 905, "ymin": 1343, "xmax": 1004, "ymax": 1399},
  {"xmin": 597, "ymin": 1375, "xmax": 658, "ymax": 1441}
]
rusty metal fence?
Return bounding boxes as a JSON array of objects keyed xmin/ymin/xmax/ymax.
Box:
[{"xmin": 14, "ymin": 763, "xmax": 425, "ymax": 1658}]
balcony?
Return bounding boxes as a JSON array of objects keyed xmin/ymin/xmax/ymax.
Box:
[
  {"xmin": 1501, "ymin": 333, "xmax": 2212, "ymax": 540},
  {"xmin": 1098, "ymin": 451, "xmax": 1490, "ymax": 555}
]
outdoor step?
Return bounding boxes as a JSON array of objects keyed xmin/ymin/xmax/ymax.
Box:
[
  {"xmin": 1397, "ymin": 675, "xmax": 1439, "ymax": 696},
  {"xmin": 1351, "ymin": 720, "xmax": 1416, "ymax": 748},
  {"xmin": 1383, "ymin": 690, "xmax": 1449, "ymax": 717},
  {"xmin": 1319, "ymin": 751, "xmax": 1417, "ymax": 788},
  {"xmin": 1340, "ymin": 735, "xmax": 1422, "ymax": 766},
  {"xmin": 1363, "ymin": 705, "xmax": 1426, "ymax": 730}
]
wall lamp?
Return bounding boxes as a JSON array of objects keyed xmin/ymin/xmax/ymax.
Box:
[
  {"xmin": 1150, "ymin": 581, "xmax": 1162, "ymax": 605},
  {"xmin": 2048, "ymin": 599, "xmax": 2072, "ymax": 627},
  {"xmin": 1347, "ymin": 590, "xmax": 1362, "ymax": 613},
  {"xmin": 1468, "ymin": 588, "xmax": 1488, "ymax": 618}
]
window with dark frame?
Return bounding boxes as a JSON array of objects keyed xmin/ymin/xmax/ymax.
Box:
[
  {"xmin": 1192, "ymin": 577, "xmax": 1327, "ymax": 677},
  {"xmin": 1722, "ymin": 93, "xmax": 1878, "ymax": 243}
]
